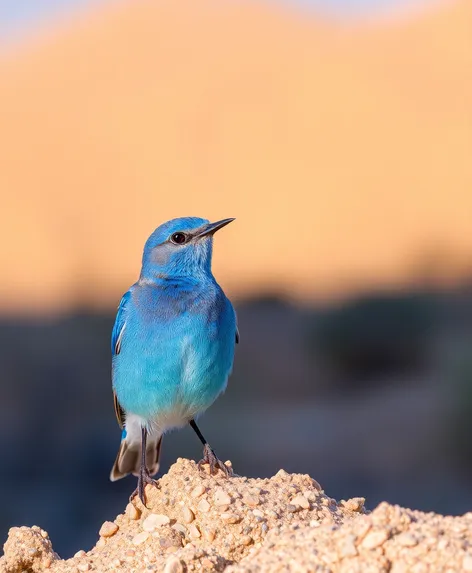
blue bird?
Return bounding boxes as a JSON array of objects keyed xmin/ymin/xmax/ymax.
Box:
[{"xmin": 109, "ymin": 217, "xmax": 238, "ymax": 504}]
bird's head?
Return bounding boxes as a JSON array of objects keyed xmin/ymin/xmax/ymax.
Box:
[{"xmin": 140, "ymin": 216, "xmax": 234, "ymax": 281}]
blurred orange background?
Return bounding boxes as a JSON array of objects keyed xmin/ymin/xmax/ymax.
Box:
[{"xmin": 1, "ymin": 0, "xmax": 471, "ymax": 313}]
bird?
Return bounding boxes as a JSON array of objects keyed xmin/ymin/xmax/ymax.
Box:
[{"xmin": 109, "ymin": 216, "xmax": 239, "ymax": 505}]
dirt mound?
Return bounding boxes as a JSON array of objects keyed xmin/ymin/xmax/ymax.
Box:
[
  {"xmin": 1, "ymin": 458, "xmax": 471, "ymax": 572},
  {"xmin": 229, "ymin": 502, "xmax": 472, "ymax": 572}
]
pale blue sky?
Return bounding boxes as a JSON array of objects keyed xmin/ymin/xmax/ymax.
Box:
[
  {"xmin": 0, "ymin": 0, "xmax": 434, "ymax": 40},
  {"xmin": 0, "ymin": 0, "xmax": 108, "ymax": 40}
]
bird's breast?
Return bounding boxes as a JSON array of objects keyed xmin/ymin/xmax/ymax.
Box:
[{"xmin": 113, "ymin": 285, "xmax": 236, "ymax": 421}]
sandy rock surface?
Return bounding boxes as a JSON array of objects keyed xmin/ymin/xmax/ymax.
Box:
[{"xmin": 1, "ymin": 458, "xmax": 471, "ymax": 572}]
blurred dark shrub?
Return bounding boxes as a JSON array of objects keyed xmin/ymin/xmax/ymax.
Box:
[
  {"xmin": 308, "ymin": 292, "xmax": 435, "ymax": 387},
  {"xmin": 446, "ymin": 355, "xmax": 472, "ymax": 473},
  {"xmin": 238, "ymin": 292, "xmax": 290, "ymax": 311}
]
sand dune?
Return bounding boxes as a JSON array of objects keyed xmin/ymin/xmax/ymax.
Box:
[{"xmin": 0, "ymin": 0, "xmax": 471, "ymax": 312}]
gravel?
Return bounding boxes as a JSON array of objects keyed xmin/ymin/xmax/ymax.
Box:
[{"xmin": 1, "ymin": 458, "xmax": 471, "ymax": 572}]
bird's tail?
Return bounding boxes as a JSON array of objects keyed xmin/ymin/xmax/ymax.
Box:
[{"xmin": 110, "ymin": 429, "xmax": 162, "ymax": 482}]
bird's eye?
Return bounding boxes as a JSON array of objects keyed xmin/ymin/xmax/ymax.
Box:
[{"xmin": 170, "ymin": 232, "xmax": 188, "ymax": 245}]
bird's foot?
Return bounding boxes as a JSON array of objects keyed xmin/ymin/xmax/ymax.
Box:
[
  {"xmin": 198, "ymin": 444, "xmax": 233, "ymax": 477},
  {"xmin": 130, "ymin": 469, "xmax": 158, "ymax": 507}
]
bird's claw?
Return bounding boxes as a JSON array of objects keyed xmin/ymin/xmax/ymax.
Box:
[
  {"xmin": 130, "ymin": 470, "xmax": 158, "ymax": 507},
  {"xmin": 198, "ymin": 444, "xmax": 233, "ymax": 477}
]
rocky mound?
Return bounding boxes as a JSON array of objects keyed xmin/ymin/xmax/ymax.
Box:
[{"xmin": 1, "ymin": 459, "xmax": 471, "ymax": 572}]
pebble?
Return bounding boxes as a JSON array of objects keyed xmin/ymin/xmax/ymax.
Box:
[
  {"xmin": 253, "ymin": 509, "xmax": 264, "ymax": 518},
  {"xmin": 361, "ymin": 530, "xmax": 390, "ymax": 549},
  {"xmin": 191, "ymin": 485, "xmax": 206, "ymax": 498},
  {"xmin": 189, "ymin": 524, "xmax": 201, "ymax": 539},
  {"xmin": 40, "ymin": 530, "xmax": 49, "ymax": 539},
  {"xmin": 396, "ymin": 533, "xmax": 418, "ymax": 547},
  {"xmin": 343, "ymin": 497, "xmax": 365, "ymax": 512},
  {"xmin": 164, "ymin": 556, "xmax": 185, "ymax": 573},
  {"xmin": 142, "ymin": 513, "xmax": 170, "ymax": 531},
  {"xmin": 132, "ymin": 531, "xmax": 150, "ymax": 545},
  {"xmin": 95, "ymin": 538, "xmax": 106, "ymax": 548},
  {"xmin": 291, "ymin": 495, "xmax": 310, "ymax": 509},
  {"xmin": 340, "ymin": 534, "xmax": 358, "ymax": 557},
  {"xmin": 198, "ymin": 498, "xmax": 211, "ymax": 513},
  {"xmin": 74, "ymin": 550, "xmax": 86, "ymax": 558},
  {"xmin": 203, "ymin": 528, "xmax": 216, "ymax": 542},
  {"xmin": 202, "ymin": 557, "xmax": 215, "ymax": 569},
  {"xmin": 356, "ymin": 520, "xmax": 372, "ymax": 541},
  {"xmin": 241, "ymin": 535, "xmax": 253, "ymax": 546},
  {"xmin": 437, "ymin": 538, "xmax": 449, "ymax": 550},
  {"xmin": 452, "ymin": 523, "xmax": 468, "ymax": 533},
  {"xmin": 463, "ymin": 555, "xmax": 472, "ymax": 572},
  {"xmin": 99, "ymin": 521, "xmax": 119, "ymax": 538},
  {"xmin": 126, "ymin": 503, "xmax": 141, "ymax": 520},
  {"xmin": 243, "ymin": 494, "xmax": 260, "ymax": 507},
  {"xmin": 221, "ymin": 512, "xmax": 241, "ymax": 523},
  {"xmin": 182, "ymin": 507, "xmax": 195, "ymax": 523},
  {"xmin": 214, "ymin": 490, "xmax": 232, "ymax": 506}
]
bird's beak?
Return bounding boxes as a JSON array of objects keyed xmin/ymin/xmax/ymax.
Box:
[{"xmin": 195, "ymin": 218, "xmax": 235, "ymax": 239}]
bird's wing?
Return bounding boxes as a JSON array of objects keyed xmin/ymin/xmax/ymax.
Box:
[
  {"xmin": 230, "ymin": 300, "xmax": 239, "ymax": 344},
  {"xmin": 111, "ymin": 290, "xmax": 131, "ymax": 356},
  {"xmin": 111, "ymin": 290, "xmax": 131, "ymax": 429},
  {"xmin": 113, "ymin": 390, "xmax": 125, "ymax": 429}
]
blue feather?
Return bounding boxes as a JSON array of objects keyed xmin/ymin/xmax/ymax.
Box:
[
  {"xmin": 111, "ymin": 290, "xmax": 131, "ymax": 356},
  {"xmin": 109, "ymin": 217, "xmax": 238, "ymax": 486}
]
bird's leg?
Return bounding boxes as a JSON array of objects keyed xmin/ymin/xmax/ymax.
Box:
[
  {"xmin": 189, "ymin": 419, "xmax": 232, "ymax": 477},
  {"xmin": 130, "ymin": 426, "xmax": 158, "ymax": 506}
]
